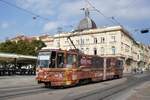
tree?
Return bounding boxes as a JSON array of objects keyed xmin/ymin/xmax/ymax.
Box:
[
  {"xmin": 0, "ymin": 40, "xmax": 17, "ymax": 53},
  {"xmin": 0, "ymin": 39, "xmax": 46, "ymax": 56},
  {"xmin": 31, "ymin": 40, "xmax": 46, "ymax": 55}
]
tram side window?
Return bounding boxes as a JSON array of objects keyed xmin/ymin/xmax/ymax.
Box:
[
  {"xmin": 116, "ymin": 60, "xmax": 123, "ymax": 68},
  {"xmin": 98, "ymin": 57, "xmax": 104, "ymax": 68},
  {"xmin": 57, "ymin": 53, "xmax": 64, "ymax": 68},
  {"xmin": 66, "ymin": 54, "xmax": 77, "ymax": 68},
  {"xmin": 92, "ymin": 57, "xmax": 103, "ymax": 68},
  {"xmin": 106, "ymin": 58, "xmax": 111, "ymax": 68},
  {"xmin": 107, "ymin": 58, "xmax": 117, "ymax": 67}
]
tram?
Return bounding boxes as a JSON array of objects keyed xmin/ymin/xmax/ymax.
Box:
[{"xmin": 36, "ymin": 49, "xmax": 123, "ymax": 87}]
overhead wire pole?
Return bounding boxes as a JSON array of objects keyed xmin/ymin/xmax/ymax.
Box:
[{"xmin": 0, "ymin": 0, "xmax": 51, "ymax": 21}]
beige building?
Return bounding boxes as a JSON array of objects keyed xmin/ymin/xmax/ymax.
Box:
[{"xmin": 47, "ymin": 8, "xmax": 150, "ymax": 73}]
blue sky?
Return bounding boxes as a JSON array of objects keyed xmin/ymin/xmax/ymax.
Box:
[{"xmin": 0, "ymin": 0, "xmax": 150, "ymax": 45}]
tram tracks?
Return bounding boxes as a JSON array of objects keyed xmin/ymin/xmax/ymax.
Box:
[
  {"xmin": 99, "ymin": 75, "xmax": 150, "ymax": 100},
  {"xmin": 0, "ymin": 84, "xmax": 52, "ymax": 100},
  {"xmin": 1, "ymin": 73, "xmax": 150, "ymax": 100},
  {"xmin": 0, "ymin": 84, "xmax": 38, "ymax": 90},
  {"xmin": 63, "ymin": 74, "xmax": 150, "ymax": 100}
]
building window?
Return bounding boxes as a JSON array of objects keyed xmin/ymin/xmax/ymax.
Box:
[
  {"xmin": 76, "ymin": 40, "xmax": 79, "ymax": 44},
  {"xmin": 80, "ymin": 38, "xmax": 84, "ymax": 45},
  {"xmin": 125, "ymin": 45, "xmax": 130, "ymax": 52},
  {"xmin": 94, "ymin": 38, "xmax": 98, "ymax": 44},
  {"xmin": 100, "ymin": 37, "xmax": 105, "ymax": 43},
  {"xmin": 86, "ymin": 38, "xmax": 89, "ymax": 42},
  {"xmin": 86, "ymin": 48, "xmax": 89, "ymax": 54},
  {"xmin": 112, "ymin": 46, "xmax": 116, "ymax": 55},
  {"xmin": 94, "ymin": 48, "xmax": 97, "ymax": 55},
  {"xmin": 57, "ymin": 41, "xmax": 60, "ymax": 47},
  {"xmin": 101, "ymin": 47, "xmax": 104, "ymax": 55},
  {"xmin": 121, "ymin": 42, "xmax": 123, "ymax": 51},
  {"xmin": 137, "ymin": 55, "xmax": 139, "ymax": 59},
  {"xmin": 65, "ymin": 41, "xmax": 68, "ymax": 44},
  {"xmin": 81, "ymin": 48, "xmax": 84, "ymax": 53},
  {"xmin": 111, "ymin": 36, "xmax": 116, "ymax": 42}
]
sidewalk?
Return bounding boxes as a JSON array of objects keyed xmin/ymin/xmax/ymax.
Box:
[{"xmin": 127, "ymin": 81, "xmax": 150, "ymax": 100}]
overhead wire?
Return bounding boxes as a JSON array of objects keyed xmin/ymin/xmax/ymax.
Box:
[
  {"xmin": 0, "ymin": 0, "xmax": 76, "ymax": 33},
  {"xmin": 0, "ymin": 0, "xmax": 50, "ymax": 21},
  {"xmin": 86, "ymin": 0, "xmax": 117, "ymax": 25}
]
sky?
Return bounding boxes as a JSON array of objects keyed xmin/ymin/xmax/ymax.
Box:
[{"xmin": 0, "ymin": 0, "xmax": 150, "ymax": 45}]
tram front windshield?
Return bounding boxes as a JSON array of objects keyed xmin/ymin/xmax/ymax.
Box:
[
  {"xmin": 37, "ymin": 51, "xmax": 64, "ymax": 68},
  {"xmin": 37, "ymin": 51, "xmax": 78, "ymax": 68},
  {"xmin": 37, "ymin": 51, "xmax": 51, "ymax": 68}
]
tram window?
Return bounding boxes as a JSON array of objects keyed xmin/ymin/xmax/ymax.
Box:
[
  {"xmin": 66, "ymin": 54, "xmax": 77, "ymax": 68},
  {"xmin": 49, "ymin": 51, "xmax": 56, "ymax": 68},
  {"xmin": 106, "ymin": 58, "xmax": 111, "ymax": 67},
  {"xmin": 116, "ymin": 60, "xmax": 123, "ymax": 67},
  {"xmin": 57, "ymin": 53, "xmax": 64, "ymax": 68},
  {"xmin": 99, "ymin": 58, "xmax": 104, "ymax": 68},
  {"xmin": 92, "ymin": 57, "xmax": 103, "ymax": 68},
  {"xmin": 37, "ymin": 55, "xmax": 50, "ymax": 68}
]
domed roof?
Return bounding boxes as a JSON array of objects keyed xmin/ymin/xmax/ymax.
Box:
[
  {"xmin": 76, "ymin": 8, "xmax": 97, "ymax": 31},
  {"xmin": 77, "ymin": 17, "xmax": 97, "ymax": 31}
]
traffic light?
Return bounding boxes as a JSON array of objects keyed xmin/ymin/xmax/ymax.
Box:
[{"xmin": 141, "ymin": 29, "xmax": 149, "ymax": 34}]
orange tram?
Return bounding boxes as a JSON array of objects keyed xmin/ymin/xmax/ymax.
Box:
[{"xmin": 36, "ymin": 49, "xmax": 123, "ymax": 87}]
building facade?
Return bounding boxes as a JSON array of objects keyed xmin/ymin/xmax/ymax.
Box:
[
  {"xmin": 10, "ymin": 8, "xmax": 150, "ymax": 73},
  {"xmin": 51, "ymin": 26, "xmax": 150, "ymax": 73}
]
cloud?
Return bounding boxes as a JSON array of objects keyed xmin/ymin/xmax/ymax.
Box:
[
  {"xmin": 58, "ymin": 0, "xmax": 150, "ymax": 21},
  {"xmin": 16, "ymin": 0, "xmax": 58, "ymax": 16},
  {"xmin": 15, "ymin": 0, "xmax": 150, "ymax": 22},
  {"xmin": 89, "ymin": 0, "xmax": 150, "ymax": 20},
  {"xmin": 0, "ymin": 22, "xmax": 9, "ymax": 29},
  {"xmin": 58, "ymin": 0, "xmax": 84, "ymax": 20},
  {"xmin": 15, "ymin": 0, "xmax": 150, "ymax": 26},
  {"xmin": 15, "ymin": 0, "xmax": 150, "ymax": 36},
  {"xmin": 43, "ymin": 21, "xmax": 58, "ymax": 32}
]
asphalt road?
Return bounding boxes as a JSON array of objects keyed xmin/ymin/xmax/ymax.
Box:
[
  {"xmin": 0, "ymin": 76, "xmax": 50, "ymax": 100},
  {"xmin": 0, "ymin": 72, "xmax": 149, "ymax": 100}
]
